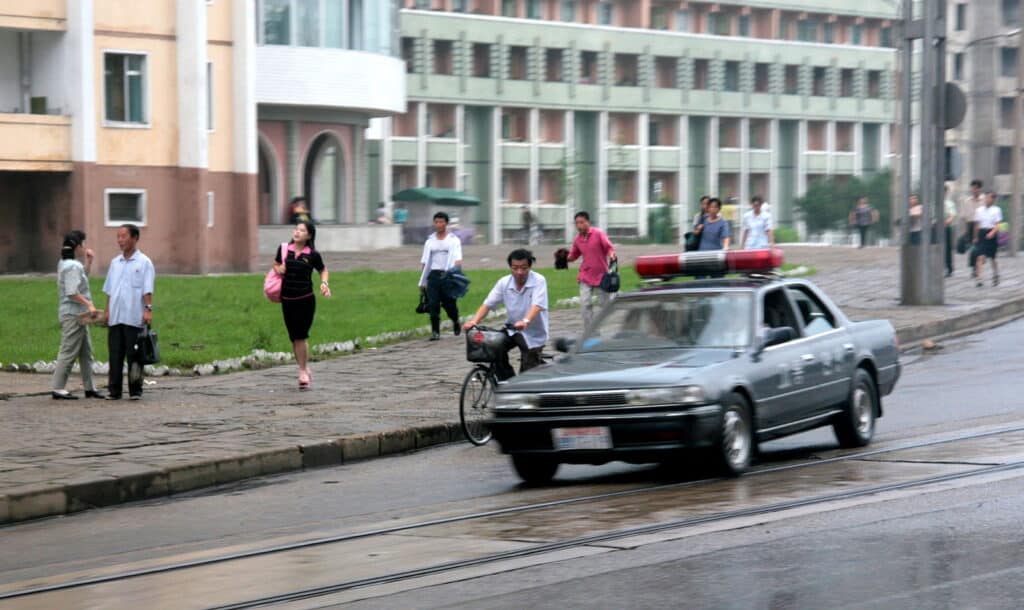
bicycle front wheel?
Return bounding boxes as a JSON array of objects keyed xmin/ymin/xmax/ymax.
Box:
[{"xmin": 460, "ymin": 367, "xmax": 495, "ymax": 446}]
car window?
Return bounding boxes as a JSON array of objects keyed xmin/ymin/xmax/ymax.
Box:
[
  {"xmin": 579, "ymin": 292, "xmax": 753, "ymax": 351},
  {"xmin": 762, "ymin": 288, "xmax": 800, "ymax": 340},
  {"xmin": 785, "ymin": 286, "xmax": 836, "ymax": 336}
]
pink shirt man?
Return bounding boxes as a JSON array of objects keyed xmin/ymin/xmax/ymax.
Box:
[{"xmin": 568, "ymin": 221, "xmax": 615, "ymax": 287}]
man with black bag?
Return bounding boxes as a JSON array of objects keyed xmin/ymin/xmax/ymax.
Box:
[
  {"xmin": 102, "ymin": 224, "xmax": 155, "ymax": 401},
  {"xmin": 462, "ymin": 249, "xmax": 548, "ymax": 381}
]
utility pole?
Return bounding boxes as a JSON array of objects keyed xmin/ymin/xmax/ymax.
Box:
[
  {"xmin": 900, "ymin": 0, "xmax": 947, "ymax": 305},
  {"xmin": 1012, "ymin": 25, "xmax": 1024, "ymax": 257}
]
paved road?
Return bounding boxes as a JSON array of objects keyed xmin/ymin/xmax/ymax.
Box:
[{"xmin": 2, "ymin": 244, "xmax": 1023, "ymax": 524}]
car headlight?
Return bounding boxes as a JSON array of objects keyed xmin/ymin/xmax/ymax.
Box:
[
  {"xmin": 493, "ymin": 393, "xmax": 539, "ymax": 410},
  {"xmin": 625, "ymin": 386, "xmax": 705, "ymax": 406}
]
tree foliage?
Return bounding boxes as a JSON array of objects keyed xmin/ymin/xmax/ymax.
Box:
[{"xmin": 794, "ymin": 170, "xmax": 892, "ymax": 234}]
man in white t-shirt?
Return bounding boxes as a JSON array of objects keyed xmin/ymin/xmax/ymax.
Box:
[
  {"xmin": 463, "ymin": 249, "xmax": 549, "ymax": 381},
  {"xmin": 972, "ymin": 191, "xmax": 1003, "ymax": 287},
  {"xmin": 419, "ymin": 212, "xmax": 463, "ymax": 340},
  {"xmin": 740, "ymin": 195, "xmax": 774, "ymax": 249}
]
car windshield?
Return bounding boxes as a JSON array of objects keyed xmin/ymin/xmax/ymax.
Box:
[{"xmin": 578, "ymin": 292, "xmax": 753, "ymax": 352}]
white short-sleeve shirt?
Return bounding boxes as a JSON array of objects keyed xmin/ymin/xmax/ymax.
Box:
[
  {"xmin": 103, "ymin": 250, "xmax": 155, "ymax": 328},
  {"xmin": 742, "ymin": 210, "xmax": 773, "ymax": 249},
  {"xmin": 484, "ymin": 270, "xmax": 549, "ymax": 349},
  {"xmin": 974, "ymin": 205, "xmax": 1003, "ymax": 230}
]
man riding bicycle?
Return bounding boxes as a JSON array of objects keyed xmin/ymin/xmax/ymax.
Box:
[{"xmin": 462, "ymin": 249, "xmax": 549, "ymax": 381}]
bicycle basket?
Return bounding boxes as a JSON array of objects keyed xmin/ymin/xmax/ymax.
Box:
[{"xmin": 466, "ymin": 328, "xmax": 507, "ymax": 363}]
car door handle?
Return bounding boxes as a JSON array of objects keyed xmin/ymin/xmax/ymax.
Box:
[
  {"xmin": 801, "ymin": 354, "xmax": 816, "ymax": 363},
  {"xmin": 843, "ymin": 343, "xmax": 855, "ymax": 353}
]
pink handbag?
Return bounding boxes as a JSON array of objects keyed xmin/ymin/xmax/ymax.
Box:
[{"xmin": 263, "ymin": 243, "xmax": 288, "ymax": 303}]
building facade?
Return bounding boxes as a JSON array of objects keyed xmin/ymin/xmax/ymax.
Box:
[
  {"xmin": 0, "ymin": 0, "xmax": 404, "ymax": 274},
  {"xmin": 946, "ymin": 0, "xmax": 1022, "ymax": 200},
  {"xmin": 370, "ymin": 0, "xmax": 900, "ymax": 244}
]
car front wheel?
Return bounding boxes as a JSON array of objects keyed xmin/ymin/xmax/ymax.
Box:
[
  {"xmin": 511, "ymin": 455, "xmax": 558, "ymax": 485},
  {"xmin": 714, "ymin": 392, "xmax": 754, "ymax": 476},
  {"xmin": 833, "ymin": 368, "xmax": 877, "ymax": 448}
]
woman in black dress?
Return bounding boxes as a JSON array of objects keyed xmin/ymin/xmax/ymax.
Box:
[{"xmin": 272, "ymin": 221, "xmax": 331, "ymax": 389}]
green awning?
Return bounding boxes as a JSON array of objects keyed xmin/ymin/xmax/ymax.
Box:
[{"xmin": 392, "ymin": 187, "xmax": 480, "ymax": 206}]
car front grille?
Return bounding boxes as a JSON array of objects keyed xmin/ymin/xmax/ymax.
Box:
[{"xmin": 538, "ymin": 392, "xmax": 628, "ymax": 409}]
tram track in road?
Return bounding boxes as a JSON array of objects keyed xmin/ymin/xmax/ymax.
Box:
[{"xmin": 4, "ymin": 423, "xmax": 1024, "ymax": 606}]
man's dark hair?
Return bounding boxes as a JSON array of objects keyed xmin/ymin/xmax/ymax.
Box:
[
  {"xmin": 574, "ymin": 211, "xmax": 590, "ymax": 222},
  {"xmin": 708, "ymin": 197, "xmax": 722, "ymax": 208},
  {"xmin": 121, "ymin": 224, "xmax": 140, "ymax": 239},
  {"xmin": 507, "ymin": 248, "xmax": 536, "ymax": 267},
  {"xmin": 970, "ymin": 179, "xmax": 983, "ymax": 188},
  {"xmin": 290, "ymin": 196, "xmax": 307, "ymax": 205},
  {"xmin": 433, "ymin": 211, "xmax": 450, "ymax": 223},
  {"xmin": 751, "ymin": 195, "xmax": 764, "ymax": 204}
]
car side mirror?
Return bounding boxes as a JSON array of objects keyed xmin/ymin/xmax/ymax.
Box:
[
  {"xmin": 764, "ymin": 326, "xmax": 797, "ymax": 348},
  {"xmin": 554, "ymin": 337, "xmax": 576, "ymax": 353}
]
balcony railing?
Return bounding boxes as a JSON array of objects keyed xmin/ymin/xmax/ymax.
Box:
[{"xmin": 0, "ymin": 112, "xmax": 71, "ymax": 171}]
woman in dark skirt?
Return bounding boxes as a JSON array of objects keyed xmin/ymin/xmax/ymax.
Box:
[{"xmin": 272, "ymin": 221, "xmax": 331, "ymax": 389}]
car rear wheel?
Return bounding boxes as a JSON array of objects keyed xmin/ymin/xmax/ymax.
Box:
[
  {"xmin": 714, "ymin": 392, "xmax": 754, "ymax": 476},
  {"xmin": 511, "ymin": 455, "xmax": 558, "ymax": 485},
  {"xmin": 833, "ymin": 368, "xmax": 877, "ymax": 448}
]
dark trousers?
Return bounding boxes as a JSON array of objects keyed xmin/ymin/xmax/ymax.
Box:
[
  {"xmin": 495, "ymin": 332, "xmax": 543, "ymax": 382},
  {"xmin": 108, "ymin": 324, "xmax": 143, "ymax": 397},
  {"xmin": 965, "ymin": 221, "xmax": 979, "ymax": 272},
  {"xmin": 945, "ymin": 225, "xmax": 954, "ymax": 274},
  {"xmin": 426, "ymin": 270, "xmax": 459, "ymax": 333},
  {"xmin": 857, "ymin": 225, "xmax": 869, "ymax": 248}
]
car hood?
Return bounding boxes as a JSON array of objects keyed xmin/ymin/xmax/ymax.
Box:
[{"xmin": 500, "ymin": 348, "xmax": 739, "ymax": 393}]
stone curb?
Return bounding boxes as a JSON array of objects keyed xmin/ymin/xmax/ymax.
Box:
[
  {"xmin": 0, "ymin": 421, "xmax": 465, "ymax": 526},
  {"xmin": 5, "ymin": 297, "xmax": 1024, "ymax": 527}
]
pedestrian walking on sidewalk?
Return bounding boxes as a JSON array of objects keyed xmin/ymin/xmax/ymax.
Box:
[
  {"xmin": 419, "ymin": 211, "xmax": 463, "ymax": 340},
  {"xmin": 741, "ymin": 195, "xmax": 774, "ymax": 249},
  {"xmin": 848, "ymin": 196, "xmax": 879, "ymax": 248},
  {"xmin": 943, "ymin": 186, "xmax": 957, "ymax": 277},
  {"xmin": 462, "ymin": 249, "xmax": 549, "ymax": 381},
  {"xmin": 567, "ymin": 210, "xmax": 617, "ymax": 329},
  {"xmin": 961, "ymin": 180, "xmax": 985, "ymax": 274},
  {"xmin": 272, "ymin": 221, "xmax": 330, "ymax": 390},
  {"xmin": 51, "ymin": 231, "xmax": 105, "ymax": 400},
  {"xmin": 973, "ymin": 191, "xmax": 1003, "ymax": 287},
  {"xmin": 102, "ymin": 224, "xmax": 154, "ymax": 401},
  {"xmin": 697, "ymin": 197, "xmax": 731, "ymax": 278}
]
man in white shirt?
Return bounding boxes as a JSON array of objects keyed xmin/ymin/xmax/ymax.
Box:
[
  {"xmin": 961, "ymin": 179, "xmax": 985, "ymax": 273},
  {"xmin": 102, "ymin": 224, "xmax": 155, "ymax": 400},
  {"xmin": 973, "ymin": 191, "xmax": 1003, "ymax": 287},
  {"xmin": 419, "ymin": 212, "xmax": 464, "ymax": 340},
  {"xmin": 740, "ymin": 195, "xmax": 774, "ymax": 249},
  {"xmin": 463, "ymin": 249, "xmax": 549, "ymax": 381}
]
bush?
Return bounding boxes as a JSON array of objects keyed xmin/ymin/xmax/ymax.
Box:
[
  {"xmin": 794, "ymin": 170, "xmax": 892, "ymax": 234},
  {"xmin": 774, "ymin": 225, "xmax": 800, "ymax": 243}
]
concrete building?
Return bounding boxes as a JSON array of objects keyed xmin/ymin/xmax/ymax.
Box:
[
  {"xmin": 0, "ymin": 0, "xmax": 405, "ymax": 273},
  {"xmin": 946, "ymin": 0, "xmax": 1022, "ymax": 200},
  {"xmin": 370, "ymin": 0, "xmax": 901, "ymax": 244}
]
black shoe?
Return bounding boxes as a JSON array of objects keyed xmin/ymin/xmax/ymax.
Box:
[
  {"xmin": 945, "ymin": 271, "xmax": 953, "ymax": 278},
  {"xmin": 453, "ymin": 323, "xmax": 461, "ymax": 336},
  {"xmin": 85, "ymin": 389, "xmax": 106, "ymax": 399},
  {"xmin": 51, "ymin": 391, "xmax": 78, "ymax": 400},
  {"xmin": 429, "ymin": 333, "xmax": 440, "ymax": 341},
  {"xmin": 105, "ymin": 394, "xmax": 122, "ymax": 401},
  {"xmin": 129, "ymin": 394, "xmax": 142, "ymax": 401},
  {"xmin": 993, "ymin": 275, "xmax": 1000, "ymax": 287}
]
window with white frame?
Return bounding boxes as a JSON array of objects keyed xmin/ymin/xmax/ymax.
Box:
[
  {"xmin": 104, "ymin": 52, "xmax": 147, "ymax": 124},
  {"xmin": 105, "ymin": 189, "xmax": 147, "ymax": 226}
]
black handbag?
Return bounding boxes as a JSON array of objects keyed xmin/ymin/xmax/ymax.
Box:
[
  {"xmin": 415, "ymin": 291, "xmax": 429, "ymax": 314},
  {"xmin": 134, "ymin": 325, "xmax": 161, "ymax": 365},
  {"xmin": 684, "ymin": 231, "xmax": 701, "ymax": 251},
  {"xmin": 600, "ymin": 259, "xmax": 620, "ymax": 293},
  {"xmin": 956, "ymin": 232, "xmax": 970, "ymax": 255}
]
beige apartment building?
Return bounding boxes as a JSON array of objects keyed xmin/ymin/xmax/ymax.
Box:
[{"xmin": 1, "ymin": 0, "xmax": 406, "ymax": 273}]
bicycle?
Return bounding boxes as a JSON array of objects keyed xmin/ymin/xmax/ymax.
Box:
[{"xmin": 459, "ymin": 323, "xmax": 515, "ymax": 446}]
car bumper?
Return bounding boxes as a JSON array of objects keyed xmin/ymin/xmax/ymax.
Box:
[{"xmin": 490, "ymin": 404, "xmax": 723, "ymax": 464}]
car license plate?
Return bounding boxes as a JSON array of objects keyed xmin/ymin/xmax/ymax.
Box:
[{"xmin": 552, "ymin": 427, "xmax": 612, "ymax": 450}]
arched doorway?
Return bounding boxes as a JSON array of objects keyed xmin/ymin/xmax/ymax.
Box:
[
  {"xmin": 304, "ymin": 133, "xmax": 348, "ymax": 224},
  {"xmin": 257, "ymin": 138, "xmax": 279, "ymax": 224}
]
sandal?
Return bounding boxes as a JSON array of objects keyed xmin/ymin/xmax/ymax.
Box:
[
  {"xmin": 298, "ymin": 369, "xmax": 311, "ymax": 390},
  {"xmin": 993, "ymin": 275, "xmax": 1000, "ymax": 287}
]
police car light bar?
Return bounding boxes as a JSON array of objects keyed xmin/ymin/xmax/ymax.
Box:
[{"xmin": 635, "ymin": 248, "xmax": 784, "ymax": 278}]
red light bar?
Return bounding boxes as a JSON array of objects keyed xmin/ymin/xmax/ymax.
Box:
[{"xmin": 635, "ymin": 248, "xmax": 784, "ymax": 278}]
